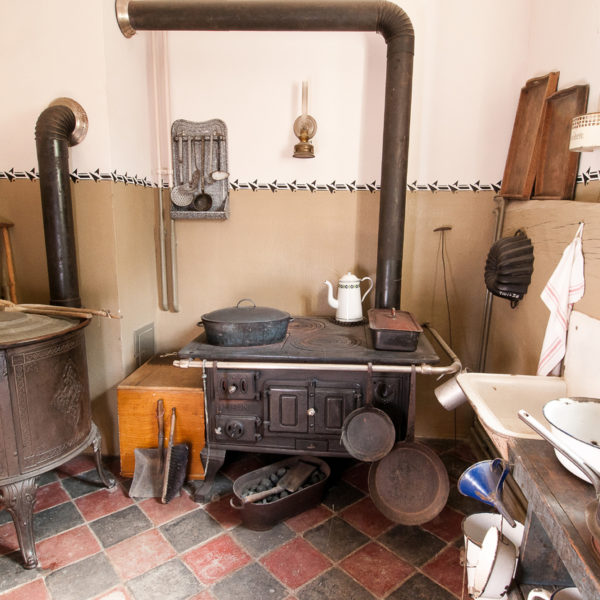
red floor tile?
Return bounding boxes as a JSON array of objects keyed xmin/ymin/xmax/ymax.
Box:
[
  {"xmin": 285, "ymin": 504, "xmax": 332, "ymax": 533},
  {"xmin": 421, "ymin": 506, "xmax": 465, "ymax": 543},
  {"xmin": 188, "ymin": 592, "xmax": 217, "ymax": 600},
  {"xmin": 422, "ymin": 544, "xmax": 467, "ymax": 598},
  {"xmin": 92, "ymin": 586, "xmax": 134, "ymax": 600},
  {"xmin": 37, "ymin": 525, "xmax": 101, "ymax": 571},
  {"xmin": 340, "ymin": 497, "xmax": 394, "ymax": 537},
  {"xmin": 340, "ymin": 541, "xmax": 414, "ymax": 597},
  {"xmin": 55, "ymin": 455, "xmax": 97, "ymax": 478},
  {"xmin": 137, "ymin": 489, "xmax": 198, "ymax": 526},
  {"xmin": 204, "ymin": 494, "xmax": 242, "ymax": 529},
  {"xmin": 261, "ymin": 537, "xmax": 331, "ymax": 589},
  {"xmin": 75, "ymin": 485, "xmax": 134, "ymax": 522},
  {"xmin": 183, "ymin": 533, "xmax": 251, "ymax": 584},
  {"xmin": 341, "ymin": 462, "xmax": 370, "ymax": 493},
  {"xmin": 33, "ymin": 482, "xmax": 70, "ymax": 513},
  {"xmin": 105, "ymin": 529, "xmax": 176, "ymax": 580},
  {"xmin": 0, "ymin": 521, "xmax": 19, "ymax": 555},
  {"xmin": 0, "ymin": 578, "xmax": 50, "ymax": 600}
]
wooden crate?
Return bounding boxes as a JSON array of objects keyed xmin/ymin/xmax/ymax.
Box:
[{"xmin": 117, "ymin": 356, "xmax": 205, "ymax": 479}]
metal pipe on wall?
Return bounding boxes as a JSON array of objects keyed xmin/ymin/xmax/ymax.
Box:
[
  {"xmin": 35, "ymin": 98, "xmax": 88, "ymax": 308},
  {"xmin": 115, "ymin": 0, "xmax": 415, "ymax": 310}
]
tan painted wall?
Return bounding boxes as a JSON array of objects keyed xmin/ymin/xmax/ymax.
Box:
[{"xmin": 486, "ymin": 183, "xmax": 600, "ymax": 375}]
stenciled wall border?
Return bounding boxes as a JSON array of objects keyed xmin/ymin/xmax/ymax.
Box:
[{"xmin": 1, "ymin": 167, "xmax": 600, "ymax": 192}]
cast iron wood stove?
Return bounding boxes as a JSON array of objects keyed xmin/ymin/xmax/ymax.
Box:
[{"xmin": 176, "ymin": 317, "xmax": 456, "ymax": 503}]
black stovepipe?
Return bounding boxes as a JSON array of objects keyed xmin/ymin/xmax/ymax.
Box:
[
  {"xmin": 35, "ymin": 99, "xmax": 87, "ymax": 308},
  {"xmin": 116, "ymin": 0, "xmax": 414, "ymax": 309}
]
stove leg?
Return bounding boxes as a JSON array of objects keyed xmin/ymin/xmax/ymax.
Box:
[
  {"xmin": 91, "ymin": 423, "xmax": 116, "ymax": 489},
  {"xmin": 0, "ymin": 478, "xmax": 38, "ymax": 569},
  {"xmin": 190, "ymin": 447, "xmax": 227, "ymax": 503}
]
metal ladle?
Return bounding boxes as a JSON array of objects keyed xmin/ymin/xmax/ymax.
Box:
[
  {"xmin": 193, "ymin": 137, "xmax": 212, "ymax": 211},
  {"xmin": 170, "ymin": 136, "xmax": 195, "ymax": 207},
  {"xmin": 210, "ymin": 133, "xmax": 229, "ymax": 181}
]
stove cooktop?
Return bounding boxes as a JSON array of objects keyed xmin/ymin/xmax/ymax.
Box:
[{"xmin": 179, "ymin": 316, "xmax": 439, "ymax": 365}]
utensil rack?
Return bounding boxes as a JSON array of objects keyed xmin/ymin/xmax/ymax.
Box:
[{"xmin": 170, "ymin": 118, "xmax": 229, "ymax": 220}]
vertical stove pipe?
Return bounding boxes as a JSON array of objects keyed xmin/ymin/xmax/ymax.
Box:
[
  {"xmin": 35, "ymin": 98, "xmax": 88, "ymax": 308},
  {"xmin": 115, "ymin": 0, "xmax": 414, "ymax": 309}
]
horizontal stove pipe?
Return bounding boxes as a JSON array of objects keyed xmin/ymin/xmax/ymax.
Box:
[
  {"xmin": 174, "ymin": 326, "xmax": 461, "ymax": 376},
  {"xmin": 35, "ymin": 98, "xmax": 88, "ymax": 308},
  {"xmin": 115, "ymin": 0, "xmax": 414, "ymax": 309}
]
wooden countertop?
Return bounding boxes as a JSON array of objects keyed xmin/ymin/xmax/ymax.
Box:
[{"xmin": 510, "ymin": 438, "xmax": 600, "ymax": 599}]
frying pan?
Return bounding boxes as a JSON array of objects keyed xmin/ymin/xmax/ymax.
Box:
[
  {"xmin": 518, "ymin": 410, "xmax": 600, "ymax": 551},
  {"xmin": 340, "ymin": 363, "xmax": 395, "ymax": 462},
  {"xmin": 368, "ymin": 367, "xmax": 450, "ymax": 525}
]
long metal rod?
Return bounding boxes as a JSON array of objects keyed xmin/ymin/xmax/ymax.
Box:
[
  {"xmin": 477, "ymin": 196, "xmax": 506, "ymax": 372},
  {"xmin": 173, "ymin": 326, "xmax": 461, "ymax": 376},
  {"xmin": 115, "ymin": 0, "xmax": 415, "ymax": 310}
]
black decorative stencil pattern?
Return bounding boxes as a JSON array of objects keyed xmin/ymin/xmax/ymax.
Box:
[{"xmin": 1, "ymin": 167, "xmax": 599, "ymax": 192}]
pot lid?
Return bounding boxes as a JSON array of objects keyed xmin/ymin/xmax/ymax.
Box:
[
  {"xmin": 339, "ymin": 272, "xmax": 360, "ymax": 283},
  {"xmin": 201, "ymin": 299, "xmax": 290, "ymax": 324},
  {"xmin": 0, "ymin": 311, "xmax": 77, "ymax": 344}
]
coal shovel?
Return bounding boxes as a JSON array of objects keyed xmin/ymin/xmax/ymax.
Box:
[
  {"xmin": 243, "ymin": 461, "xmax": 316, "ymax": 504},
  {"xmin": 129, "ymin": 399, "xmax": 165, "ymax": 498}
]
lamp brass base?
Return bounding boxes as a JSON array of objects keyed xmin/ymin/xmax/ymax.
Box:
[{"xmin": 293, "ymin": 142, "xmax": 315, "ymax": 159}]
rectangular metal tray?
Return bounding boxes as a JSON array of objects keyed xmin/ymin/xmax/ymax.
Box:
[{"xmin": 368, "ymin": 308, "xmax": 422, "ymax": 352}]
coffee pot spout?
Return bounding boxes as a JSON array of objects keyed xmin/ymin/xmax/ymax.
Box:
[{"xmin": 324, "ymin": 280, "xmax": 338, "ymax": 309}]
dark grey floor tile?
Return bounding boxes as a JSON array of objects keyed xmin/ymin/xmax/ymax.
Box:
[
  {"xmin": 439, "ymin": 451, "xmax": 473, "ymax": 482},
  {"xmin": 90, "ymin": 505, "xmax": 152, "ymax": 548},
  {"xmin": 0, "ymin": 552, "xmax": 40, "ymax": 593},
  {"xmin": 386, "ymin": 572, "xmax": 456, "ymax": 600},
  {"xmin": 322, "ymin": 479, "xmax": 365, "ymax": 511},
  {"xmin": 446, "ymin": 485, "xmax": 492, "ymax": 516},
  {"xmin": 297, "ymin": 567, "xmax": 375, "ymax": 600},
  {"xmin": 37, "ymin": 470, "xmax": 59, "ymax": 486},
  {"xmin": 304, "ymin": 517, "xmax": 368, "ymax": 561},
  {"xmin": 33, "ymin": 501, "xmax": 84, "ymax": 541},
  {"xmin": 378, "ymin": 524, "xmax": 446, "ymax": 567},
  {"xmin": 212, "ymin": 562, "xmax": 286, "ymax": 600},
  {"xmin": 127, "ymin": 559, "xmax": 202, "ymax": 600},
  {"xmin": 231, "ymin": 521, "xmax": 295, "ymax": 558},
  {"xmin": 61, "ymin": 468, "xmax": 106, "ymax": 499},
  {"xmin": 159, "ymin": 509, "xmax": 223, "ymax": 553},
  {"xmin": 45, "ymin": 553, "xmax": 119, "ymax": 600},
  {"xmin": 0, "ymin": 509, "xmax": 11, "ymax": 525}
]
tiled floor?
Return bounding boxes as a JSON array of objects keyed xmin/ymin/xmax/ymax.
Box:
[{"xmin": 0, "ymin": 439, "xmax": 485, "ymax": 600}]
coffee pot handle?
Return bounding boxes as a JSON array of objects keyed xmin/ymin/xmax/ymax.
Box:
[{"xmin": 360, "ymin": 276, "xmax": 374, "ymax": 303}]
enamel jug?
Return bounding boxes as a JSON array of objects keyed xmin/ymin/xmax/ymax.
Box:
[{"xmin": 324, "ymin": 272, "xmax": 373, "ymax": 323}]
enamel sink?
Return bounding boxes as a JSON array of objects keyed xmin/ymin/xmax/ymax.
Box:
[
  {"xmin": 457, "ymin": 311, "xmax": 600, "ymax": 459},
  {"xmin": 456, "ymin": 372, "xmax": 566, "ymax": 458}
]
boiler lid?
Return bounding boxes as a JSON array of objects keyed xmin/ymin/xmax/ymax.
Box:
[{"xmin": 0, "ymin": 311, "xmax": 78, "ymax": 344}]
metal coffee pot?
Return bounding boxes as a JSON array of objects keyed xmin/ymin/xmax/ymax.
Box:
[{"xmin": 324, "ymin": 272, "xmax": 373, "ymax": 323}]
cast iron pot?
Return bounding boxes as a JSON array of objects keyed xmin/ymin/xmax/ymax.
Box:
[{"xmin": 201, "ymin": 299, "xmax": 291, "ymax": 347}]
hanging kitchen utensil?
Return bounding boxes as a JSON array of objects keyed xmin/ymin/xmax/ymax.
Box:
[
  {"xmin": 129, "ymin": 399, "xmax": 165, "ymax": 498},
  {"xmin": 458, "ymin": 458, "xmax": 516, "ymax": 527},
  {"xmin": 170, "ymin": 118, "xmax": 230, "ymax": 219},
  {"xmin": 518, "ymin": 409, "xmax": 600, "ymax": 553},
  {"xmin": 341, "ymin": 363, "xmax": 395, "ymax": 462},
  {"xmin": 193, "ymin": 137, "xmax": 212, "ymax": 212},
  {"xmin": 484, "ymin": 231, "xmax": 534, "ymax": 306},
  {"xmin": 211, "ymin": 133, "xmax": 229, "ymax": 181},
  {"xmin": 368, "ymin": 368, "xmax": 450, "ymax": 524}
]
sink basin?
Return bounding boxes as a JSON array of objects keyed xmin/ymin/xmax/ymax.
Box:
[
  {"xmin": 457, "ymin": 311, "xmax": 600, "ymax": 460},
  {"xmin": 456, "ymin": 372, "xmax": 566, "ymax": 459}
]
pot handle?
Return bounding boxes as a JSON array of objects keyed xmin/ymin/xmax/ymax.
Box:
[
  {"xmin": 360, "ymin": 277, "xmax": 374, "ymax": 303},
  {"xmin": 236, "ymin": 299, "xmax": 256, "ymax": 309},
  {"xmin": 230, "ymin": 496, "xmax": 243, "ymax": 510},
  {"xmin": 527, "ymin": 589, "xmax": 552, "ymax": 600}
]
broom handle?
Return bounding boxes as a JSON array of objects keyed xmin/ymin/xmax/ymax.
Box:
[{"xmin": 157, "ymin": 399, "xmax": 165, "ymax": 472}]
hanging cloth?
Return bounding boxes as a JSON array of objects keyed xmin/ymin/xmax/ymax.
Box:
[{"xmin": 537, "ymin": 222, "xmax": 585, "ymax": 376}]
